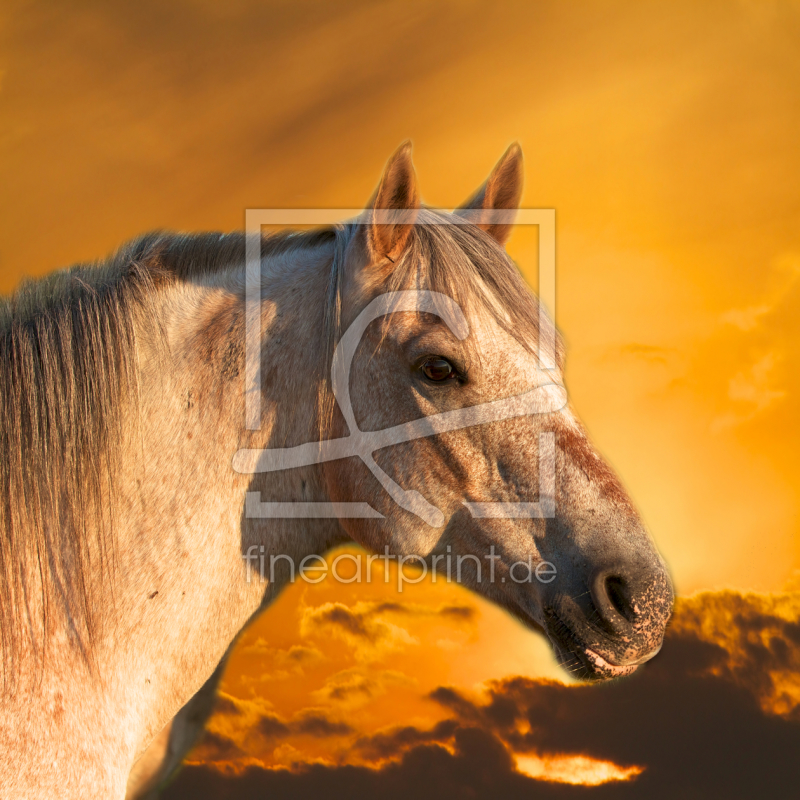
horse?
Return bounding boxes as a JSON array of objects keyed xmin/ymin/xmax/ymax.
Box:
[{"xmin": 0, "ymin": 142, "xmax": 673, "ymax": 799}]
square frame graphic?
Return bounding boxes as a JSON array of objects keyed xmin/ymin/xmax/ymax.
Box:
[{"xmin": 239, "ymin": 208, "xmax": 559, "ymax": 522}]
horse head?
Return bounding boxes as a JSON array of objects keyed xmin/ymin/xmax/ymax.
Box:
[{"xmin": 323, "ymin": 142, "xmax": 673, "ymax": 680}]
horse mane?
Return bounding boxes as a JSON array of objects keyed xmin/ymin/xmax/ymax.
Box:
[
  {"xmin": 0, "ymin": 227, "xmax": 335, "ymax": 678},
  {"xmin": 0, "ymin": 213, "xmax": 559, "ymax": 678}
]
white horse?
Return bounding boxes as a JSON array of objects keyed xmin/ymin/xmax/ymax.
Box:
[{"xmin": 0, "ymin": 144, "xmax": 672, "ymax": 799}]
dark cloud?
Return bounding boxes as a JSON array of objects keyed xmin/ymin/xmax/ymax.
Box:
[
  {"xmin": 352, "ymin": 718, "xmax": 460, "ymax": 761},
  {"xmin": 255, "ymin": 714, "xmax": 290, "ymax": 740},
  {"xmin": 324, "ymin": 675, "xmax": 375, "ymax": 702},
  {"xmin": 307, "ymin": 603, "xmax": 372, "ymax": 640},
  {"xmin": 210, "ymin": 694, "xmax": 245, "ymax": 719},
  {"xmin": 301, "ymin": 600, "xmax": 477, "ymax": 645},
  {"xmin": 368, "ymin": 601, "xmax": 476, "ymax": 620},
  {"xmin": 196, "ymin": 694, "xmax": 353, "ymax": 764},
  {"xmin": 187, "ymin": 730, "xmax": 248, "ymax": 765},
  {"xmin": 291, "ymin": 709, "xmax": 353, "ymax": 738},
  {"xmin": 670, "ymin": 590, "xmax": 800, "ymax": 720},
  {"xmin": 437, "ymin": 604, "xmax": 477, "ymax": 620},
  {"xmin": 164, "ymin": 591, "xmax": 800, "ymax": 799},
  {"xmin": 429, "ymin": 646, "xmax": 799, "ymax": 798},
  {"xmin": 165, "ymin": 728, "xmax": 552, "ymax": 800},
  {"xmin": 281, "ymin": 645, "xmax": 324, "ymax": 666}
]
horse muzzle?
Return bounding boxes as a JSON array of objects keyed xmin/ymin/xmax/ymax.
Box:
[{"xmin": 541, "ymin": 559, "xmax": 674, "ymax": 681}]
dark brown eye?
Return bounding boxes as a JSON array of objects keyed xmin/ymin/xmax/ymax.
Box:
[{"xmin": 421, "ymin": 357, "xmax": 456, "ymax": 382}]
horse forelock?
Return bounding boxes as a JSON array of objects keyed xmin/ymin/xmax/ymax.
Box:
[
  {"xmin": 315, "ymin": 208, "xmax": 563, "ymax": 445},
  {"xmin": 322, "ymin": 207, "xmax": 562, "ymax": 371},
  {"xmin": 395, "ymin": 209, "xmax": 558, "ymax": 359}
]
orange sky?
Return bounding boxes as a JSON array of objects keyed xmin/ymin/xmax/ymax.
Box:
[{"xmin": 2, "ymin": 0, "xmax": 799, "ymax": 794}]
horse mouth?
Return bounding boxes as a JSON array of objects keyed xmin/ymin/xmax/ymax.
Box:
[
  {"xmin": 579, "ymin": 647, "xmax": 638, "ymax": 679},
  {"xmin": 552, "ymin": 638, "xmax": 638, "ymax": 681},
  {"xmin": 543, "ymin": 609, "xmax": 639, "ymax": 681}
]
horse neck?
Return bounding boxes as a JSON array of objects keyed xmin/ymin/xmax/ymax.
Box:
[
  {"xmin": 110, "ymin": 244, "xmax": 344, "ymax": 636},
  {"xmin": 37, "ymin": 246, "xmax": 344, "ymax": 759},
  {"xmin": 0, "ymin": 242, "xmax": 350, "ymax": 796}
]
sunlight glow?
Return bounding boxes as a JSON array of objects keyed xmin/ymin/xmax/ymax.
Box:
[{"xmin": 515, "ymin": 753, "xmax": 644, "ymax": 785}]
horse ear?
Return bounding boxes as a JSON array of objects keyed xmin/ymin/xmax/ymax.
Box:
[
  {"xmin": 366, "ymin": 141, "xmax": 421, "ymax": 264},
  {"xmin": 454, "ymin": 143, "xmax": 523, "ymax": 246}
]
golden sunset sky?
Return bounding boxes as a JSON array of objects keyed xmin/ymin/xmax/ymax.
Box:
[{"xmin": 2, "ymin": 1, "xmax": 799, "ymax": 796}]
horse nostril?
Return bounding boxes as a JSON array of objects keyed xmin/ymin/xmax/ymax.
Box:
[
  {"xmin": 579, "ymin": 563, "xmax": 673, "ymax": 666},
  {"xmin": 604, "ymin": 575, "xmax": 634, "ymax": 623},
  {"xmin": 591, "ymin": 570, "xmax": 637, "ymax": 631}
]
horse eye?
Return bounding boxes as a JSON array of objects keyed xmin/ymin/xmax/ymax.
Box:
[{"xmin": 421, "ymin": 357, "xmax": 456, "ymax": 382}]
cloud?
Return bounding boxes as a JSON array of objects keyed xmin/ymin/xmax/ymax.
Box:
[
  {"xmin": 304, "ymin": 603, "xmax": 373, "ymax": 640},
  {"xmin": 712, "ymin": 351, "xmax": 786, "ymax": 430},
  {"xmin": 720, "ymin": 305, "xmax": 772, "ymax": 332},
  {"xmin": 317, "ymin": 671, "xmax": 376, "ymax": 703},
  {"xmin": 187, "ymin": 730, "xmax": 248, "ymax": 765},
  {"xmin": 232, "ymin": 641, "xmax": 328, "ymax": 687},
  {"xmin": 240, "ymin": 637, "xmax": 272, "ymax": 657},
  {"xmin": 193, "ymin": 693, "xmax": 355, "ymax": 770},
  {"xmin": 721, "ymin": 251, "xmax": 800, "ymax": 332},
  {"xmin": 311, "ymin": 667, "xmax": 415, "ymax": 705},
  {"xmin": 165, "ymin": 590, "xmax": 800, "ymax": 798},
  {"xmin": 352, "ymin": 718, "xmax": 460, "ymax": 762},
  {"xmin": 299, "ymin": 600, "xmax": 477, "ymax": 659},
  {"xmin": 166, "ymin": 728, "xmax": 559, "ymax": 800},
  {"xmin": 669, "ymin": 590, "xmax": 800, "ymax": 719},
  {"xmin": 291, "ymin": 708, "xmax": 354, "ymax": 738},
  {"xmin": 278, "ymin": 645, "xmax": 326, "ymax": 668},
  {"xmin": 705, "ymin": 252, "xmax": 800, "ymax": 431},
  {"xmin": 412, "ymin": 591, "xmax": 800, "ymax": 797}
]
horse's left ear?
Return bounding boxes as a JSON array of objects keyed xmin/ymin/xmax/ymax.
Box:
[
  {"xmin": 455, "ymin": 143, "xmax": 524, "ymax": 246},
  {"xmin": 365, "ymin": 141, "xmax": 421, "ymax": 264}
]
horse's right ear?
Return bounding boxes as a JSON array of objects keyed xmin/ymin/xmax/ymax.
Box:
[
  {"xmin": 364, "ymin": 141, "xmax": 420, "ymax": 265},
  {"xmin": 454, "ymin": 143, "xmax": 524, "ymax": 246}
]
